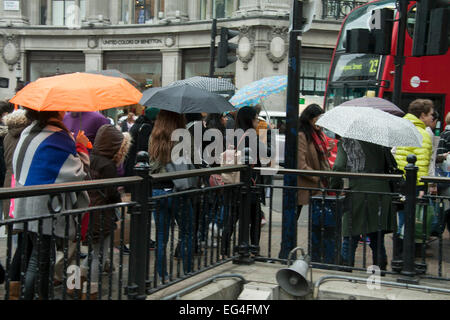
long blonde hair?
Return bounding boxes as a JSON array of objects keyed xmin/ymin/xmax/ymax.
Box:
[{"xmin": 149, "ymin": 110, "xmax": 186, "ymax": 165}]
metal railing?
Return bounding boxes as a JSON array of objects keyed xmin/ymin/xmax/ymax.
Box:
[
  {"xmin": 0, "ymin": 154, "xmax": 449, "ymax": 300},
  {"xmin": 321, "ymin": 0, "xmax": 367, "ymax": 20},
  {"xmin": 253, "ymin": 155, "xmax": 450, "ymax": 285}
]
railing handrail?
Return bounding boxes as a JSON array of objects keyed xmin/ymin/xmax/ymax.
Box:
[
  {"xmin": 0, "ymin": 176, "xmax": 143, "ymax": 200},
  {"xmin": 149, "ymin": 165, "xmax": 247, "ymax": 181},
  {"xmin": 254, "ymin": 167, "xmax": 404, "ymax": 181},
  {"xmin": 420, "ymin": 176, "xmax": 450, "ymax": 183}
]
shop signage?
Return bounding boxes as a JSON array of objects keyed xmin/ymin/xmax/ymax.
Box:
[
  {"xmin": 102, "ymin": 38, "xmax": 163, "ymax": 47},
  {"xmin": 4, "ymin": 1, "xmax": 20, "ymax": 11}
]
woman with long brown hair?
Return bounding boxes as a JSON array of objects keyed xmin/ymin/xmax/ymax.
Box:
[{"xmin": 148, "ymin": 110, "xmax": 194, "ymax": 280}]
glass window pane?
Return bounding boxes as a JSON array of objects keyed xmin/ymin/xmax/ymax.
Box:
[
  {"xmin": 52, "ymin": 0, "xmax": 64, "ymax": 26},
  {"xmin": 80, "ymin": 0, "xmax": 86, "ymax": 20},
  {"xmin": 30, "ymin": 61, "xmax": 85, "ymax": 81},
  {"xmin": 134, "ymin": 0, "xmax": 154, "ymax": 24},
  {"xmin": 40, "ymin": 0, "xmax": 47, "ymax": 25},
  {"xmin": 121, "ymin": 0, "xmax": 130, "ymax": 23}
]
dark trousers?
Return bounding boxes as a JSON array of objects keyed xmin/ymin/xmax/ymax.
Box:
[
  {"xmin": 10, "ymin": 232, "xmax": 33, "ymax": 281},
  {"xmin": 342, "ymin": 231, "xmax": 387, "ymax": 270},
  {"xmin": 23, "ymin": 233, "xmax": 53, "ymax": 300}
]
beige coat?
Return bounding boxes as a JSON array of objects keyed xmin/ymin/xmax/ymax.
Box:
[{"xmin": 297, "ymin": 132, "xmax": 329, "ymax": 205}]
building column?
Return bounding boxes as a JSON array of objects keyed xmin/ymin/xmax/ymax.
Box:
[
  {"xmin": 45, "ymin": 0, "xmax": 52, "ymax": 25},
  {"xmin": 0, "ymin": 0, "xmax": 30, "ymax": 25},
  {"xmin": 161, "ymin": 49, "xmax": 182, "ymax": 86},
  {"xmin": 84, "ymin": 0, "xmax": 111, "ymax": 25},
  {"xmin": 27, "ymin": 0, "xmax": 40, "ymax": 25},
  {"xmin": 205, "ymin": 0, "xmax": 212, "ymax": 20},
  {"xmin": 164, "ymin": 0, "xmax": 188, "ymax": 22},
  {"xmin": 84, "ymin": 50, "xmax": 103, "ymax": 72},
  {"xmin": 188, "ymin": 0, "xmax": 200, "ymax": 21}
]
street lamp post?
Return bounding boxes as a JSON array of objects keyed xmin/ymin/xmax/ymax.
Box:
[{"xmin": 15, "ymin": 61, "xmax": 22, "ymax": 93}]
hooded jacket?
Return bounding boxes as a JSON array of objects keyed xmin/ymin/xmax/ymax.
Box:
[
  {"xmin": 394, "ymin": 113, "xmax": 432, "ymax": 185},
  {"xmin": 87, "ymin": 124, "xmax": 131, "ymax": 243},
  {"xmin": 2, "ymin": 109, "xmax": 30, "ymax": 219}
]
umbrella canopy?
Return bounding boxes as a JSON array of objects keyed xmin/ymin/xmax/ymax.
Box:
[
  {"xmin": 168, "ymin": 76, "xmax": 235, "ymax": 93},
  {"xmin": 339, "ymin": 97, "xmax": 405, "ymax": 117},
  {"xmin": 139, "ymin": 84, "xmax": 234, "ymax": 114},
  {"xmin": 316, "ymin": 106, "xmax": 423, "ymax": 148},
  {"xmin": 230, "ymin": 75, "xmax": 287, "ymax": 108},
  {"xmin": 9, "ymin": 72, "xmax": 142, "ymax": 112},
  {"xmin": 85, "ymin": 69, "xmax": 138, "ymax": 85}
]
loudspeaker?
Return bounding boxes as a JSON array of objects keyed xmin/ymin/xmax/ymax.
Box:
[{"xmin": 276, "ymin": 247, "xmax": 311, "ymax": 297}]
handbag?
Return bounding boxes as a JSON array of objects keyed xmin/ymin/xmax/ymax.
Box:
[
  {"xmin": 209, "ymin": 174, "xmax": 225, "ymax": 187},
  {"xmin": 220, "ymin": 135, "xmax": 246, "ymax": 184},
  {"xmin": 165, "ymin": 161, "xmax": 198, "ymax": 191},
  {"xmin": 400, "ymin": 199, "xmax": 434, "ymax": 243}
]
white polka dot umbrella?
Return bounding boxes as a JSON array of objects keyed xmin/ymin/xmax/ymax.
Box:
[{"xmin": 316, "ymin": 106, "xmax": 423, "ymax": 147}]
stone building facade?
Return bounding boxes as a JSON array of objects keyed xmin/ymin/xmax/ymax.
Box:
[{"xmin": 0, "ymin": 0, "xmax": 366, "ymax": 112}]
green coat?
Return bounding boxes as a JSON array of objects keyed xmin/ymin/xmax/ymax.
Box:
[{"xmin": 330, "ymin": 140, "xmax": 396, "ymax": 237}]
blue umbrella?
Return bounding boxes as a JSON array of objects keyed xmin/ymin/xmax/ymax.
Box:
[{"xmin": 230, "ymin": 75, "xmax": 287, "ymax": 108}]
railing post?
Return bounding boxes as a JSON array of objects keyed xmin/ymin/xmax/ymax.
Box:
[
  {"xmin": 398, "ymin": 154, "xmax": 418, "ymax": 284},
  {"xmin": 127, "ymin": 151, "xmax": 151, "ymax": 299},
  {"xmin": 233, "ymin": 165, "xmax": 254, "ymax": 265}
]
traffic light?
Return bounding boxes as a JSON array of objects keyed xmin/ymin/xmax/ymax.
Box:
[
  {"xmin": 412, "ymin": 0, "xmax": 449, "ymax": 56},
  {"xmin": 345, "ymin": 8, "xmax": 393, "ymax": 55},
  {"xmin": 216, "ymin": 27, "xmax": 239, "ymax": 69}
]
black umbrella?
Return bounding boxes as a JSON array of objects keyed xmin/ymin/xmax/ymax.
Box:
[
  {"xmin": 85, "ymin": 69, "xmax": 138, "ymax": 85},
  {"xmin": 139, "ymin": 85, "xmax": 234, "ymax": 114}
]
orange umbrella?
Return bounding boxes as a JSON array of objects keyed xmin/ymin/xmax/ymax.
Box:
[{"xmin": 9, "ymin": 72, "xmax": 142, "ymax": 112}]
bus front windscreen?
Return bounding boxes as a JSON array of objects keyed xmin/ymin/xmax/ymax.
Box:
[{"xmin": 331, "ymin": 53, "xmax": 381, "ymax": 82}]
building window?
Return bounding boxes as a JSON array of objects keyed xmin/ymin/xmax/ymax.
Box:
[
  {"xmin": 51, "ymin": 0, "xmax": 86, "ymax": 26},
  {"xmin": 183, "ymin": 48, "xmax": 235, "ymax": 81},
  {"xmin": 214, "ymin": 0, "xmax": 233, "ymax": 19},
  {"xmin": 28, "ymin": 51, "xmax": 85, "ymax": 81},
  {"xmin": 40, "ymin": 0, "xmax": 47, "ymax": 24},
  {"xmin": 200, "ymin": 0, "xmax": 234, "ymax": 20},
  {"xmin": 300, "ymin": 60, "xmax": 329, "ymax": 96}
]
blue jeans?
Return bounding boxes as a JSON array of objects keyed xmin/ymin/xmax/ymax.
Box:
[
  {"xmin": 397, "ymin": 190, "xmax": 421, "ymax": 234},
  {"xmin": 152, "ymin": 189, "xmax": 194, "ymax": 278}
]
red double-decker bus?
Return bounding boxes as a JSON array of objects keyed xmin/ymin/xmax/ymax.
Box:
[{"xmin": 324, "ymin": 0, "xmax": 449, "ymax": 123}]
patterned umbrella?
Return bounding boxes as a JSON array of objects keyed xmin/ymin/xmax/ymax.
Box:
[
  {"xmin": 316, "ymin": 106, "xmax": 423, "ymax": 147},
  {"xmin": 168, "ymin": 76, "xmax": 235, "ymax": 93},
  {"xmin": 230, "ymin": 75, "xmax": 287, "ymax": 108}
]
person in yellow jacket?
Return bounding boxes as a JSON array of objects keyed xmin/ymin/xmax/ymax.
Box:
[{"xmin": 394, "ymin": 98, "xmax": 434, "ymax": 236}]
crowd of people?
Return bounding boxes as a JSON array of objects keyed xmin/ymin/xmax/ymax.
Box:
[
  {"xmin": 0, "ymin": 99, "xmax": 274, "ymax": 299},
  {"xmin": 297, "ymin": 99, "xmax": 450, "ymax": 270},
  {"xmin": 0, "ymin": 93, "xmax": 449, "ymax": 300}
]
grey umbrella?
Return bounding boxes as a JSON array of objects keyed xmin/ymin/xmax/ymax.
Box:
[
  {"xmin": 316, "ymin": 106, "xmax": 422, "ymax": 147},
  {"xmin": 168, "ymin": 76, "xmax": 235, "ymax": 93},
  {"xmin": 139, "ymin": 84, "xmax": 234, "ymax": 114},
  {"xmin": 86, "ymin": 69, "xmax": 138, "ymax": 85},
  {"xmin": 339, "ymin": 97, "xmax": 405, "ymax": 117}
]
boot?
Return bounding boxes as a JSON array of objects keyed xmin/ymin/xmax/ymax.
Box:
[
  {"xmin": 7, "ymin": 281, "xmax": 21, "ymax": 300},
  {"xmin": 81, "ymin": 281, "xmax": 98, "ymax": 300}
]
